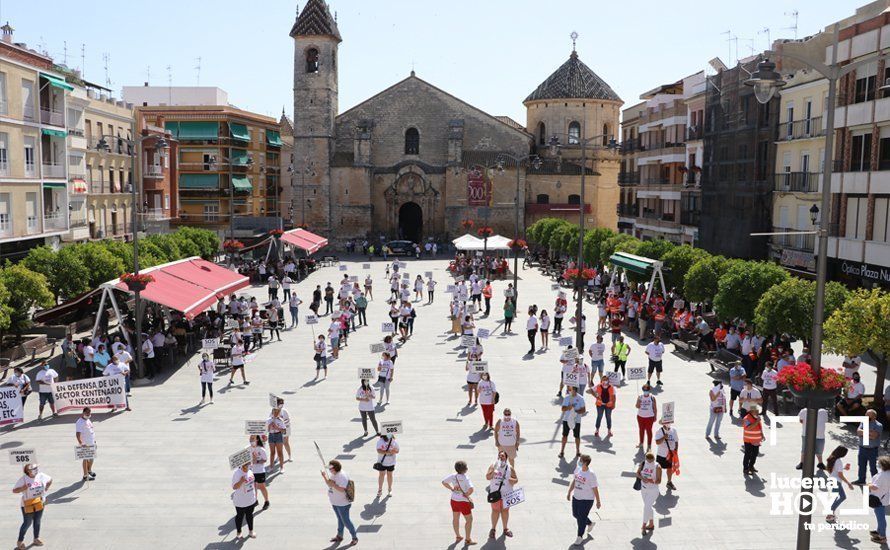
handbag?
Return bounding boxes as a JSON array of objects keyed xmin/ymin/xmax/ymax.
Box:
[
  {"xmin": 870, "ymin": 494, "xmax": 882, "ymax": 508},
  {"xmin": 494, "ymin": 392, "xmax": 500, "ymax": 405},
  {"xmin": 373, "ymin": 438, "xmax": 394, "ymax": 471},
  {"xmin": 633, "ymin": 463, "xmax": 643, "ymax": 491},
  {"xmin": 23, "ymin": 497, "xmax": 43, "ymax": 514},
  {"xmin": 487, "ymin": 462, "xmax": 509, "ymax": 503},
  {"xmin": 713, "ymin": 407, "xmax": 724, "ymax": 414},
  {"xmin": 345, "ymin": 479, "xmax": 355, "ymax": 502}
]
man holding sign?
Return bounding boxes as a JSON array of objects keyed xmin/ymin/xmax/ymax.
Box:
[
  {"xmin": 75, "ymin": 407, "xmax": 96, "ymax": 482},
  {"xmin": 559, "ymin": 386, "xmax": 586, "ymax": 459}
]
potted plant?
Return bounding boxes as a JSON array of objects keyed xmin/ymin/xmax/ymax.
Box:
[
  {"xmin": 269, "ymin": 228, "xmax": 284, "ymax": 239},
  {"xmin": 777, "ymin": 361, "xmax": 847, "ymax": 400},
  {"xmin": 461, "ymin": 219, "xmax": 475, "ymax": 231},
  {"xmin": 507, "ymin": 238, "xmax": 527, "ymax": 250},
  {"xmin": 562, "ymin": 267, "xmax": 596, "ymax": 283},
  {"xmin": 120, "ymin": 272, "xmax": 155, "ymax": 292},
  {"xmin": 477, "ymin": 226, "xmax": 493, "ymax": 238},
  {"xmin": 223, "ymin": 239, "xmax": 245, "ymax": 253}
]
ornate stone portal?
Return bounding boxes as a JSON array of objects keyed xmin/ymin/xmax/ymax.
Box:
[{"xmin": 383, "ymin": 165, "xmax": 440, "ymax": 240}]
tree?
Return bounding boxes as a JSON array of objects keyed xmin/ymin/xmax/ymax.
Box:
[
  {"xmin": 0, "ymin": 278, "xmax": 11, "ymax": 331},
  {"xmin": 174, "ymin": 226, "xmax": 219, "ymax": 259},
  {"xmin": 713, "ymin": 261, "xmax": 789, "ymax": 322},
  {"xmin": 537, "ymin": 218, "xmax": 570, "ymax": 253},
  {"xmin": 146, "ymin": 234, "xmax": 181, "ymax": 262},
  {"xmin": 559, "ymin": 225, "xmax": 580, "ymax": 258},
  {"xmin": 754, "ymin": 278, "xmax": 849, "ymax": 343},
  {"xmin": 684, "ymin": 255, "xmax": 735, "ymax": 304},
  {"xmin": 599, "ymin": 233, "xmax": 637, "ymax": 265},
  {"xmin": 169, "ymin": 232, "xmax": 202, "ymax": 257},
  {"xmin": 0, "ymin": 264, "xmax": 54, "ymax": 337},
  {"xmin": 21, "ymin": 245, "xmax": 89, "ymax": 302},
  {"xmin": 582, "ymin": 227, "xmax": 615, "ymax": 267},
  {"xmin": 549, "ymin": 223, "xmax": 572, "ymax": 255},
  {"xmin": 635, "ymin": 239, "xmax": 675, "ymax": 261},
  {"xmin": 613, "ymin": 236, "xmax": 642, "ymax": 255},
  {"xmin": 662, "ymin": 245, "xmax": 710, "ymax": 291},
  {"xmin": 71, "ymin": 242, "xmax": 126, "ymax": 288}
]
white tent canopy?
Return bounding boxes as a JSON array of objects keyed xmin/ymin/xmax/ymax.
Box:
[
  {"xmin": 485, "ymin": 235, "xmax": 512, "ymax": 250},
  {"xmin": 452, "ymin": 234, "xmax": 485, "ymax": 251}
]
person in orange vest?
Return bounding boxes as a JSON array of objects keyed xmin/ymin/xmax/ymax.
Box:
[
  {"xmin": 652, "ymin": 306, "xmax": 666, "ymax": 341},
  {"xmin": 590, "ymin": 377, "xmax": 616, "ymax": 438},
  {"xmin": 482, "ymin": 281, "xmax": 493, "ymax": 316},
  {"xmin": 742, "ymin": 406, "xmax": 765, "ymax": 476}
]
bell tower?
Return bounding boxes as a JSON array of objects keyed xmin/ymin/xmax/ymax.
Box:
[{"xmin": 290, "ymin": 0, "xmax": 340, "ymax": 232}]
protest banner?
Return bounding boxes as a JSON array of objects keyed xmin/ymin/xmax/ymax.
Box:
[
  {"xmin": 380, "ymin": 420, "xmax": 403, "ymax": 435},
  {"xmin": 627, "ymin": 366, "xmax": 646, "ymax": 381},
  {"xmin": 461, "ymin": 335, "xmax": 475, "ymax": 348},
  {"xmin": 382, "ymin": 322, "xmax": 395, "ymax": 333},
  {"xmin": 662, "ymin": 402, "xmax": 675, "ymax": 423},
  {"xmin": 363, "ymin": 263, "xmax": 371, "ymax": 270},
  {"xmin": 398, "ymin": 262, "xmax": 407, "ymax": 269},
  {"xmin": 564, "ymin": 348, "xmax": 579, "ymax": 360},
  {"xmin": 52, "ymin": 375, "xmax": 126, "ymax": 414},
  {"xmin": 402, "ymin": 273, "xmax": 410, "ymax": 280},
  {"xmin": 477, "ymin": 328, "xmax": 491, "ymax": 339},
  {"xmin": 244, "ymin": 420, "xmax": 267, "ymax": 436},
  {"xmin": 75, "ymin": 445, "xmax": 97, "ymax": 461},
  {"xmin": 0, "ymin": 386, "xmax": 23, "ymax": 425},
  {"xmin": 562, "ymin": 370, "xmax": 579, "ymax": 387},
  {"xmin": 503, "ymin": 488, "xmax": 526, "ymax": 509},
  {"xmin": 8, "ymin": 449, "xmax": 35, "ymax": 466},
  {"xmin": 558, "ymin": 337, "xmax": 573, "ymax": 347},
  {"xmin": 348, "ymin": 275, "xmax": 358, "ymax": 283},
  {"xmin": 358, "ymin": 367, "xmax": 375, "ymax": 380},
  {"xmin": 471, "ymin": 361, "xmax": 488, "ymax": 374},
  {"xmin": 370, "ymin": 342, "xmax": 385, "ymax": 354},
  {"xmin": 306, "ymin": 314, "xmax": 319, "ymax": 325},
  {"xmin": 228, "ymin": 447, "xmax": 252, "ymax": 469},
  {"xmin": 454, "ymin": 275, "xmax": 464, "ymax": 283},
  {"xmin": 201, "ymin": 338, "xmax": 220, "ymax": 350},
  {"xmin": 504, "ymin": 289, "xmax": 515, "ymax": 298}
]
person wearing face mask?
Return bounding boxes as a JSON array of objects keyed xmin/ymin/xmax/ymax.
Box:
[
  {"xmin": 760, "ymin": 361, "xmax": 779, "ymax": 416},
  {"xmin": 706, "ymin": 380, "xmax": 726, "ymax": 440},
  {"xmin": 837, "ymin": 373, "xmax": 867, "ymax": 417},
  {"xmin": 559, "ymin": 386, "xmax": 587, "ymax": 459},
  {"xmin": 567, "ymin": 454, "xmax": 600, "ymax": 545},
  {"xmin": 198, "ymin": 353, "xmax": 215, "ymax": 404},
  {"xmin": 323, "ymin": 460, "xmax": 358, "ymax": 546},
  {"xmin": 591, "ymin": 376, "xmax": 616, "ymax": 438},
  {"xmin": 494, "ymin": 409, "xmax": 520, "ymax": 467},
  {"xmin": 35, "ymin": 362, "xmax": 58, "ymax": 421},
  {"xmin": 356, "ymin": 379, "xmax": 380, "ymax": 437},
  {"xmin": 231, "ymin": 461, "xmax": 257, "ymax": 539},
  {"xmin": 637, "ymin": 452, "xmax": 662, "ymax": 534},
  {"xmin": 75, "ymin": 407, "xmax": 96, "ymax": 481},
  {"xmin": 266, "ymin": 408, "xmax": 287, "ymax": 473},
  {"xmin": 742, "ymin": 406, "xmax": 765, "ymax": 476},
  {"xmin": 12, "ymin": 463, "xmax": 52, "ymax": 549},
  {"xmin": 249, "ymin": 435, "xmax": 270, "ymax": 510},
  {"xmin": 374, "ymin": 434, "xmax": 399, "ymax": 497},
  {"xmin": 486, "ymin": 450, "xmax": 518, "ymax": 539},
  {"xmin": 478, "ymin": 372, "xmax": 497, "ymax": 431},
  {"xmin": 635, "ymin": 384, "xmax": 657, "ymax": 450},
  {"xmin": 103, "ymin": 355, "xmax": 131, "ymax": 411},
  {"xmin": 5, "ymin": 367, "xmax": 31, "ymax": 423}
]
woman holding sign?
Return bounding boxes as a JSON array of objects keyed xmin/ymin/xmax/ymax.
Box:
[
  {"xmin": 466, "ymin": 354, "xmax": 482, "ymax": 407},
  {"xmin": 486, "ymin": 450, "xmax": 518, "ymax": 539},
  {"xmin": 198, "ymin": 353, "xmax": 215, "ymax": 404},
  {"xmin": 374, "ymin": 434, "xmax": 399, "ymax": 497},
  {"xmin": 356, "ymin": 379, "xmax": 380, "ymax": 436},
  {"xmin": 637, "ymin": 452, "xmax": 662, "ymax": 534},
  {"xmin": 249, "ymin": 435, "xmax": 270, "ymax": 510},
  {"xmin": 12, "ymin": 463, "xmax": 52, "ymax": 549},
  {"xmin": 478, "ymin": 372, "xmax": 497, "ymax": 430},
  {"xmin": 229, "ymin": 341, "xmax": 247, "ymax": 385},
  {"xmin": 231, "ymin": 461, "xmax": 257, "ymax": 539},
  {"xmin": 314, "ymin": 335, "xmax": 328, "ymax": 379},
  {"xmin": 266, "ymin": 408, "xmax": 287, "ymax": 473}
]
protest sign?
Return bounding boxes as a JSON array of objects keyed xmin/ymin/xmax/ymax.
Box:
[
  {"xmin": 8, "ymin": 449, "xmax": 35, "ymax": 466},
  {"xmin": 454, "ymin": 275, "xmax": 464, "ymax": 283},
  {"xmin": 503, "ymin": 488, "xmax": 526, "ymax": 509},
  {"xmin": 477, "ymin": 328, "xmax": 491, "ymax": 339},
  {"xmin": 370, "ymin": 343, "xmax": 385, "ymax": 354},
  {"xmin": 558, "ymin": 337, "xmax": 573, "ymax": 347},
  {"xmin": 425, "ymin": 271, "xmax": 433, "ymax": 278},
  {"xmin": 363, "ymin": 263, "xmax": 371, "ymax": 270},
  {"xmin": 0, "ymin": 386, "xmax": 23, "ymax": 425},
  {"xmin": 564, "ymin": 348, "xmax": 579, "ymax": 360},
  {"xmin": 562, "ymin": 370, "xmax": 579, "ymax": 386},
  {"xmin": 662, "ymin": 402, "xmax": 675, "ymax": 423},
  {"xmin": 382, "ymin": 322, "xmax": 395, "ymax": 333},
  {"xmin": 627, "ymin": 366, "xmax": 646, "ymax": 381},
  {"xmin": 244, "ymin": 420, "xmax": 267, "ymax": 436},
  {"xmin": 504, "ymin": 289, "xmax": 515, "ymax": 298},
  {"xmin": 244, "ymin": 353, "xmax": 256, "ymax": 363},
  {"xmin": 402, "ymin": 273, "xmax": 410, "ymax": 280},
  {"xmin": 551, "ymin": 284, "xmax": 560, "ymax": 290},
  {"xmin": 398, "ymin": 262, "xmax": 407, "ymax": 269},
  {"xmin": 339, "ymin": 265, "xmax": 347, "ymax": 271},
  {"xmin": 446, "ymin": 285, "xmax": 456, "ymax": 293},
  {"xmin": 228, "ymin": 447, "xmax": 252, "ymax": 469},
  {"xmin": 467, "ymin": 303, "xmax": 477, "ymax": 314},
  {"xmin": 471, "ymin": 361, "xmax": 488, "ymax": 374},
  {"xmin": 52, "ymin": 375, "xmax": 126, "ymax": 414},
  {"xmin": 461, "ymin": 335, "xmax": 475, "ymax": 348},
  {"xmin": 380, "ymin": 420, "xmax": 403, "ymax": 435},
  {"xmin": 558, "ymin": 291, "xmax": 567, "ymax": 299},
  {"xmin": 358, "ymin": 367, "xmax": 375, "ymax": 380},
  {"xmin": 202, "ymin": 338, "xmax": 220, "ymax": 350},
  {"xmin": 606, "ymin": 371, "xmax": 622, "ymax": 386},
  {"xmin": 75, "ymin": 445, "xmax": 97, "ymax": 461},
  {"xmin": 306, "ymin": 314, "xmax": 319, "ymax": 325},
  {"xmin": 268, "ymin": 393, "xmax": 282, "ymax": 408},
  {"xmin": 348, "ymin": 276, "xmax": 358, "ymax": 283}
]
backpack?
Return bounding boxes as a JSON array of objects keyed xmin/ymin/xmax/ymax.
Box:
[{"xmin": 345, "ymin": 479, "xmax": 355, "ymax": 502}]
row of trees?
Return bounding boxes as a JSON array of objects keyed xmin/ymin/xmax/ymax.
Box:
[
  {"xmin": 0, "ymin": 227, "xmax": 219, "ymax": 335},
  {"xmin": 525, "ymin": 217, "xmax": 890, "ymax": 401}
]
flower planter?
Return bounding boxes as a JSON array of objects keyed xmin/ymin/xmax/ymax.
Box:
[
  {"xmin": 787, "ymin": 387, "xmax": 841, "ymax": 401},
  {"xmin": 125, "ymin": 281, "xmax": 146, "ymax": 292}
]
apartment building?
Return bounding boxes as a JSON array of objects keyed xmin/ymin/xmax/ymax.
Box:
[
  {"xmin": 618, "ymin": 101, "xmax": 643, "ymax": 235},
  {"xmin": 64, "ymin": 80, "xmax": 89, "ymax": 242},
  {"xmin": 682, "ymin": 72, "xmax": 706, "ymax": 246},
  {"xmin": 135, "ymin": 104, "xmax": 283, "ymax": 238},
  {"xmin": 136, "ymin": 116, "xmax": 178, "ymax": 232},
  {"xmin": 0, "ymin": 23, "xmax": 71, "ymax": 260}
]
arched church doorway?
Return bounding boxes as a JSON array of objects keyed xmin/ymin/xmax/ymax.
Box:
[{"xmin": 398, "ymin": 202, "xmax": 423, "ymax": 243}]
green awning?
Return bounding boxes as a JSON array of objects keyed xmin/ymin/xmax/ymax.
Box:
[
  {"xmin": 41, "ymin": 128, "xmax": 66, "ymax": 138},
  {"xmin": 266, "ymin": 130, "xmax": 282, "ymax": 147},
  {"xmin": 230, "ymin": 148, "xmax": 250, "ymax": 166},
  {"xmin": 609, "ymin": 252, "xmax": 654, "ymax": 275},
  {"xmin": 177, "ymin": 121, "xmax": 219, "ymax": 141},
  {"xmin": 40, "ymin": 72, "xmax": 74, "ymax": 91},
  {"xmin": 231, "ymin": 175, "xmax": 252, "ymax": 192},
  {"xmin": 180, "ymin": 173, "xmax": 220, "ymax": 189},
  {"xmin": 230, "ymin": 123, "xmax": 250, "ymax": 142},
  {"xmin": 164, "ymin": 121, "xmax": 179, "ymax": 135},
  {"xmin": 42, "ymin": 181, "xmax": 67, "ymax": 189}
]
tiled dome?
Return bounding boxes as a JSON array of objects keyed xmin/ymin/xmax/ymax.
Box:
[{"xmin": 525, "ymin": 51, "xmax": 621, "ymax": 103}]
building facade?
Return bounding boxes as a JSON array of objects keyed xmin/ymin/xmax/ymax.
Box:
[{"xmin": 289, "ymin": 0, "xmax": 621, "ymax": 245}]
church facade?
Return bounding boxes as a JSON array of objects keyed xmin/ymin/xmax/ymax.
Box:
[{"xmin": 289, "ymin": 0, "xmax": 623, "ymax": 244}]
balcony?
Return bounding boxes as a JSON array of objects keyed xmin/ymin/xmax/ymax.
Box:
[
  {"xmin": 774, "ymin": 172, "xmax": 820, "ymax": 192},
  {"xmin": 525, "ymin": 203, "xmax": 591, "ymax": 215},
  {"xmin": 620, "ymin": 138, "xmax": 641, "ymax": 154},
  {"xmin": 89, "ymin": 136, "xmax": 131, "ymax": 155},
  {"xmin": 39, "ymin": 108, "xmax": 64, "ymax": 127},
  {"xmin": 143, "ymin": 208, "xmax": 169, "ymax": 221},
  {"xmin": 771, "ymin": 228, "xmax": 815, "ymax": 252},
  {"xmin": 0, "ymin": 160, "xmax": 8, "ymax": 176},
  {"xmin": 780, "ymin": 117, "xmax": 825, "ymax": 141},
  {"xmin": 680, "ymin": 211, "xmax": 700, "ymax": 226},
  {"xmin": 43, "ymin": 211, "xmax": 67, "ymax": 231},
  {"xmin": 42, "ymin": 163, "xmax": 65, "ymax": 179},
  {"xmin": 617, "ymin": 203, "xmax": 639, "ymax": 216},
  {"xmin": 618, "ymin": 171, "xmax": 640, "ymax": 185},
  {"xmin": 144, "ymin": 164, "xmax": 164, "ymax": 178},
  {"xmin": 687, "ymin": 127, "xmax": 703, "ymax": 141},
  {"xmin": 67, "ymin": 168, "xmax": 86, "ymax": 180}
]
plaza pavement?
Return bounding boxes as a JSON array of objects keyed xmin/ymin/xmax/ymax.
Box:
[{"xmin": 0, "ymin": 257, "xmax": 882, "ymax": 550}]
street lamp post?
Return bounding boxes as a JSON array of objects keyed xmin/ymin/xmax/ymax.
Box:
[
  {"xmin": 97, "ymin": 134, "xmax": 168, "ymax": 379},
  {"xmin": 745, "ymin": 23, "xmax": 889, "ymax": 549},
  {"xmin": 548, "ymin": 133, "xmax": 618, "ymax": 349}
]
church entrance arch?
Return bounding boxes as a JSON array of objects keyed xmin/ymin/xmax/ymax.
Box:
[{"xmin": 398, "ymin": 202, "xmax": 423, "ymax": 243}]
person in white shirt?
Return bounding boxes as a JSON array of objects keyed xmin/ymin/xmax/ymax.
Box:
[
  {"xmin": 567, "ymin": 454, "xmax": 601, "ymax": 545},
  {"xmin": 376, "ymin": 353, "xmax": 394, "ymax": 405},
  {"xmin": 644, "ymin": 336, "xmax": 666, "ymax": 386},
  {"xmin": 198, "ymin": 352, "xmax": 215, "ymax": 404},
  {"xmin": 35, "ymin": 362, "xmax": 58, "ymax": 420},
  {"xmin": 442, "ymin": 461, "xmax": 475, "ymax": 545},
  {"xmin": 706, "ymin": 381, "xmax": 726, "ymax": 439},
  {"xmin": 103, "ymin": 356, "xmax": 131, "ymax": 411},
  {"xmin": 229, "ymin": 342, "xmax": 247, "ymax": 385},
  {"xmin": 837, "ymin": 373, "xmax": 867, "ymax": 416},
  {"xmin": 231, "ymin": 462, "xmax": 257, "ymax": 539},
  {"xmin": 274, "ymin": 397, "xmax": 293, "ymax": 461},
  {"xmin": 825, "ymin": 445, "xmax": 854, "ymax": 523},
  {"xmin": 760, "ymin": 361, "xmax": 779, "ymax": 416},
  {"xmin": 655, "ymin": 421, "xmax": 679, "ymax": 490},
  {"xmin": 427, "ymin": 277, "xmax": 437, "ymax": 304},
  {"xmin": 6, "ymin": 367, "xmax": 31, "ymax": 416},
  {"xmin": 356, "ymin": 379, "xmax": 380, "ymax": 436},
  {"xmin": 797, "ymin": 408, "xmax": 829, "ymax": 470},
  {"xmin": 323, "ymin": 460, "xmax": 358, "ymax": 546},
  {"xmin": 12, "ymin": 463, "xmax": 52, "ymax": 548},
  {"xmin": 141, "ymin": 338, "xmax": 155, "ymax": 379},
  {"xmin": 281, "ymin": 275, "xmax": 293, "ymax": 301},
  {"xmin": 249, "ymin": 435, "xmax": 270, "ymax": 511},
  {"xmin": 266, "ymin": 408, "xmax": 287, "ymax": 473},
  {"xmin": 486, "ymin": 450, "xmax": 518, "ymax": 539},
  {"xmin": 477, "ymin": 372, "xmax": 497, "ymax": 430},
  {"xmin": 75, "ymin": 407, "xmax": 96, "ymax": 481},
  {"xmin": 375, "ymin": 434, "xmax": 400, "ymax": 497},
  {"xmin": 588, "ymin": 335, "xmax": 606, "ymax": 381},
  {"xmin": 637, "ymin": 452, "xmax": 662, "ymax": 534},
  {"xmin": 494, "ymin": 409, "xmax": 520, "ymax": 467},
  {"xmin": 525, "ymin": 310, "xmax": 539, "ymax": 355},
  {"xmin": 738, "ymin": 379, "xmax": 763, "ymax": 417},
  {"xmin": 83, "ymin": 343, "xmax": 95, "ymax": 377}
]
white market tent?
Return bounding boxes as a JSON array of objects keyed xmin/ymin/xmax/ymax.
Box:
[
  {"xmin": 485, "ymin": 235, "xmax": 512, "ymax": 250},
  {"xmin": 452, "ymin": 234, "xmax": 485, "ymax": 250}
]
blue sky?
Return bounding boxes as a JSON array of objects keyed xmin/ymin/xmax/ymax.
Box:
[{"xmin": 5, "ymin": 0, "xmax": 864, "ymax": 124}]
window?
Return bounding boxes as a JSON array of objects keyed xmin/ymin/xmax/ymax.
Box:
[
  {"xmin": 602, "ymin": 124, "xmax": 609, "ymax": 146},
  {"xmin": 203, "ymin": 203, "xmax": 219, "ymax": 222},
  {"xmin": 538, "ymin": 122, "xmax": 546, "ymax": 146},
  {"xmin": 24, "ymin": 136, "xmax": 36, "ymax": 176},
  {"xmin": 845, "ymin": 196, "xmax": 868, "ymax": 239},
  {"xmin": 21, "ymin": 79, "xmax": 34, "ymax": 120},
  {"xmin": 851, "ymin": 133, "xmax": 873, "ymax": 172},
  {"xmin": 0, "ymin": 72, "xmax": 6, "ymax": 115},
  {"xmin": 804, "ymin": 99, "xmax": 813, "ymax": 135},
  {"xmin": 536, "ymin": 194, "xmax": 550, "ymax": 204},
  {"xmin": 306, "ymin": 48, "xmax": 319, "ymax": 73},
  {"xmin": 567, "ymin": 194, "xmax": 580, "ymax": 205},
  {"xmin": 568, "ymin": 121, "xmax": 581, "ymax": 144},
  {"xmin": 0, "ymin": 193, "xmax": 9, "ymax": 233},
  {"xmin": 879, "ymin": 127, "xmax": 890, "ymax": 170},
  {"xmin": 109, "ymin": 169, "xmax": 116, "ymax": 192},
  {"xmin": 25, "ymin": 192, "xmax": 37, "ymax": 232},
  {"xmin": 0, "ymin": 132, "xmax": 7, "ymax": 175},
  {"xmin": 854, "ymin": 67, "xmax": 877, "ymax": 104},
  {"xmin": 404, "ymin": 127, "xmax": 419, "ymax": 155},
  {"xmin": 873, "ymin": 197, "xmax": 889, "ymax": 242},
  {"xmin": 785, "ymin": 101, "xmax": 794, "ymax": 137}
]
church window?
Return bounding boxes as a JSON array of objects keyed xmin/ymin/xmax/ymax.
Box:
[
  {"xmin": 538, "ymin": 122, "xmax": 546, "ymax": 146},
  {"xmin": 602, "ymin": 124, "xmax": 609, "ymax": 146},
  {"xmin": 405, "ymin": 127, "xmax": 420, "ymax": 155},
  {"xmin": 306, "ymin": 48, "xmax": 320, "ymax": 73},
  {"xmin": 568, "ymin": 194, "xmax": 580, "ymax": 205},
  {"xmin": 536, "ymin": 193, "xmax": 550, "ymax": 204},
  {"xmin": 568, "ymin": 121, "xmax": 581, "ymax": 144}
]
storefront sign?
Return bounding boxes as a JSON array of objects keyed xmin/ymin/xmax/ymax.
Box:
[
  {"xmin": 780, "ymin": 249, "xmax": 816, "ymax": 272},
  {"xmin": 838, "ymin": 260, "xmax": 890, "ymax": 286}
]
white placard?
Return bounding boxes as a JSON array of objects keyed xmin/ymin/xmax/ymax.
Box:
[
  {"xmin": 503, "ymin": 487, "xmax": 526, "ymax": 509},
  {"xmin": 0, "ymin": 386, "xmax": 23, "ymax": 426},
  {"xmin": 558, "ymin": 337, "xmax": 573, "ymax": 347},
  {"xmin": 471, "ymin": 361, "xmax": 488, "ymax": 374},
  {"xmin": 52, "ymin": 375, "xmax": 127, "ymax": 414},
  {"xmin": 477, "ymin": 328, "xmax": 491, "ymax": 339},
  {"xmin": 562, "ymin": 371, "xmax": 579, "ymax": 386},
  {"xmin": 446, "ymin": 285, "xmax": 457, "ymax": 293},
  {"xmin": 398, "ymin": 262, "xmax": 407, "ymax": 269},
  {"xmin": 382, "ymin": 322, "xmax": 395, "ymax": 333},
  {"xmin": 245, "ymin": 420, "xmax": 267, "ymax": 436},
  {"xmin": 268, "ymin": 393, "xmax": 282, "ymax": 408},
  {"xmin": 226, "ymin": 318, "xmax": 239, "ymax": 329},
  {"xmin": 306, "ymin": 314, "xmax": 319, "ymax": 325},
  {"xmin": 467, "ymin": 304, "xmax": 477, "ymax": 314},
  {"xmin": 339, "ymin": 265, "xmax": 348, "ymax": 271},
  {"xmin": 673, "ymin": 299, "xmax": 684, "ymax": 310},
  {"xmin": 202, "ymin": 338, "xmax": 220, "ymax": 350},
  {"xmin": 662, "ymin": 402, "xmax": 675, "ymax": 424},
  {"xmin": 425, "ymin": 271, "xmax": 433, "ymax": 278},
  {"xmin": 244, "ymin": 353, "xmax": 256, "ymax": 363},
  {"xmin": 402, "ymin": 273, "xmax": 410, "ymax": 280},
  {"xmin": 454, "ymin": 275, "xmax": 465, "ymax": 283},
  {"xmin": 358, "ymin": 367, "xmax": 375, "ymax": 380},
  {"xmin": 228, "ymin": 447, "xmax": 252, "ymax": 469},
  {"xmin": 363, "ymin": 263, "xmax": 371, "ymax": 270},
  {"xmin": 627, "ymin": 366, "xmax": 646, "ymax": 381},
  {"xmin": 606, "ymin": 371, "xmax": 622, "ymax": 386},
  {"xmin": 349, "ymin": 275, "xmax": 358, "ymax": 283},
  {"xmin": 504, "ymin": 289, "xmax": 515, "ymax": 298},
  {"xmin": 380, "ymin": 420, "xmax": 403, "ymax": 435},
  {"xmin": 8, "ymin": 449, "xmax": 35, "ymax": 465},
  {"xmin": 564, "ymin": 348, "xmax": 579, "ymax": 360},
  {"xmin": 558, "ymin": 291, "xmax": 567, "ymax": 299},
  {"xmin": 551, "ymin": 284, "xmax": 560, "ymax": 290},
  {"xmin": 75, "ymin": 445, "xmax": 97, "ymax": 461},
  {"xmin": 370, "ymin": 342, "xmax": 385, "ymax": 354},
  {"xmin": 461, "ymin": 335, "xmax": 476, "ymax": 348}
]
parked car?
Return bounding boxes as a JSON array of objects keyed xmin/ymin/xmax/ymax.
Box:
[{"xmin": 384, "ymin": 240, "xmax": 415, "ymax": 256}]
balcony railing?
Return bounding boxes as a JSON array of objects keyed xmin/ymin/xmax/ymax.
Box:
[
  {"xmin": 525, "ymin": 203, "xmax": 591, "ymax": 214},
  {"xmin": 618, "ymin": 171, "xmax": 640, "ymax": 185},
  {"xmin": 774, "ymin": 172, "xmax": 819, "ymax": 192},
  {"xmin": 617, "ymin": 204, "xmax": 639, "ymax": 216},
  {"xmin": 143, "ymin": 208, "xmax": 169, "ymax": 220},
  {"xmin": 68, "ymin": 169, "xmax": 86, "ymax": 180},
  {"xmin": 780, "ymin": 117, "xmax": 825, "ymax": 141},
  {"xmin": 42, "ymin": 163, "xmax": 65, "ymax": 178},
  {"xmin": 642, "ymin": 177, "xmax": 680, "ymax": 186},
  {"xmin": 144, "ymin": 164, "xmax": 164, "ymax": 177},
  {"xmin": 43, "ymin": 212, "xmax": 67, "ymax": 231},
  {"xmin": 620, "ymin": 138, "xmax": 641, "ymax": 154},
  {"xmin": 39, "ymin": 108, "xmax": 64, "ymax": 127},
  {"xmin": 0, "ymin": 160, "xmax": 8, "ymax": 176},
  {"xmin": 69, "ymin": 218, "xmax": 88, "ymax": 228},
  {"xmin": 771, "ymin": 227, "xmax": 815, "ymax": 252},
  {"xmin": 687, "ymin": 127, "xmax": 703, "ymax": 141},
  {"xmin": 89, "ymin": 136, "xmax": 131, "ymax": 155},
  {"xmin": 680, "ymin": 211, "xmax": 700, "ymax": 226},
  {"xmin": 640, "ymin": 210, "xmax": 677, "ymax": 222}
]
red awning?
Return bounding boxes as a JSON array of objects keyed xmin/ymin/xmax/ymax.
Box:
[
  {"xmin": 281, "ymin": 228, "xmax": 328, "ymax": 254},
  {"xmin": 111, "ymin": 257, "xmax": 248, "ymax": 319}
]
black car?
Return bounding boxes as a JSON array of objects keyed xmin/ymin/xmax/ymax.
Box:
[{"xmin": 384, "ymin": 240, "xmax": 415, "ymax": 256}]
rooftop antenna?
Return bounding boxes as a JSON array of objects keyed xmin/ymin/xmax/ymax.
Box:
[
  {"xmin": 37, "ymin": 36, "xmax": 47, "ymax": 56},
  {"xmin": 62, "ymin": 41, "xmax": 67, "ymax": 65},
  {"xmin": 146, "ymin": 65, "xmax": 151, "ymax": 85},
  {"xmin": 783, "ymin": 10, "xmax": 799, "ymax": 39},
  {"xmin": 80, "ymin": 44, "xmax": 85, "ymax": 76},
  {"xmin": 758, "ymin": 27, "xmax": 771, "ymax": 50},
  {"xmin": 744, "ymin": 38, "xmax": 755, "ymax": 57},
  {"xmin": 195, "ymin": 56, "xmax": 201, "ymax": 86},
  {"xmin": 166, "ymin": 65, "xmax": 172, "ymax": 104},
  {"xmin": 102, "ymin": 52, "xmax": 112, "ymax": 88},
  {"xmin": 571, "ymin": 30, "xmax": 579, "ymax": 53},
  {"xmin": 731, "ymin": 35, "xmax": 739, "ymax": 65},
  {"xmin": 721, "ymin": 30, "xmax": 732, "ymax": 66}
]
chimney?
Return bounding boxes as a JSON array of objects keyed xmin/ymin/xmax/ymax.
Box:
[
  {"xmin": 144, "ymin": 82, "xmax": 148, "ymax": 87},
  {"xmin": 1, "ymin": 22, "xmax": 14, "ymax": 44}
]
